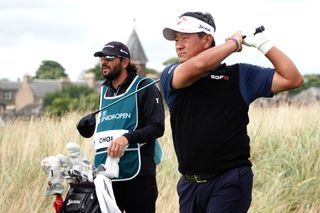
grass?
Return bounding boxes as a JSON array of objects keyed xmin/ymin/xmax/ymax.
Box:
[{"xmin": 0, "ymin": 105, "xmax": 319, "ymax": 212}]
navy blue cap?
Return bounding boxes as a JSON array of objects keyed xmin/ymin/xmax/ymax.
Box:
[{"xmin": 94, "ymin": 41, "xmax": 130, "ymax": 58}]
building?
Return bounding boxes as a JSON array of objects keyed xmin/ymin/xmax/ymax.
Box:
[
  {"xmin": 126, "ymin": 27, "xmax": 148, "ymax": 76},
  {"xmin": 0, "ymin": 80, "xmax": 20, "ymax": 113},
  {"xmin": 0, "ymin": 26, "xmax": 150, "ymax": 116}
]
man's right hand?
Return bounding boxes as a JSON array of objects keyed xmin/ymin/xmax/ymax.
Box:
[{"xmin": 225, "ymin": 31, "xmax": 244, "ymax": 52}]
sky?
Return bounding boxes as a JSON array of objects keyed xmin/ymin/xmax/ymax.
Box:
[{"xmin": 0, "ymin": 0, "xmax": 319, "ymax": 81}]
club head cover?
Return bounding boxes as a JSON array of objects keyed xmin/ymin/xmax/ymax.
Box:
[
  {"xmin": 40, "ymin": 156, "xmax": 64, "ymax": 195},
  {"xmin": 76, "ymin": 113, "xmax": 96, "ymax": 138},
  {"xmin": 56, "ymin": 154, "xmax": 72, "ymax": 169}
]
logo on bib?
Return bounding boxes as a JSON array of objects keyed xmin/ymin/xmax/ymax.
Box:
[{"xmin": 100, "ymin": 112, "xmax": 131, "ymax": 122}]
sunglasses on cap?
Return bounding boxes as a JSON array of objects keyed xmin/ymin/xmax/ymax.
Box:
[{"xmin": 99, "ymin": 55, "xmax": 125, "ymax": 62}]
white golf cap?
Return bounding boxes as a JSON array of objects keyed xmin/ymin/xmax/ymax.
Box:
[{"xmin": 163, "ymin": 16, "xmax": 215, "ymax": 41}]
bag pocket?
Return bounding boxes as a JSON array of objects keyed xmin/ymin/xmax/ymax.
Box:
[{"xmin": 60, "ymin": 182, "xmax": 101, "ymax": 213}]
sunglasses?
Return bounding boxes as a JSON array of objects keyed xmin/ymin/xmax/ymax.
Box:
[{"xmin": 99, "ymin": 55, "xmax": 125, "ymax": 62}]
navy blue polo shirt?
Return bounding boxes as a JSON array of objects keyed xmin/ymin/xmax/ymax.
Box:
[{"xmin": 160, "ymin": 63, "xmax": 274, "ymax": 175}]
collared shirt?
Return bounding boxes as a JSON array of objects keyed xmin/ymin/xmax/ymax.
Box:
[{"xmin": 160, "ymin": 63, "xmax": 274, "ymax": 175}]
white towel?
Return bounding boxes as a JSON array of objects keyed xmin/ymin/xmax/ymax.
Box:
[
  {"xmin": 104, "ymin": 157, "xmax": 120, "ymax": 178},
  {"xmin": 94, "ymin": 174, "xmax": 121, "ymax": 213}
]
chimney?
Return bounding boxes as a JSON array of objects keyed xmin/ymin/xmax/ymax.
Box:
[{"xmin": 22, "ymin": 74, "xmax": 32, "ymax": 83}]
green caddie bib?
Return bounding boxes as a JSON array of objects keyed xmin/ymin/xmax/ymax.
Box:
[{"xmin": 93, "ymin": 76, "xmax": 143, "ymax": 181}]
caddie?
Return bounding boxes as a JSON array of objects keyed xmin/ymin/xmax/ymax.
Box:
[{"xmin": 92, "ymin": 41, "xmax": 165, "ymax": 213}]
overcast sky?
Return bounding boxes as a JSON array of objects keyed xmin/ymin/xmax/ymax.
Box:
[{"xmin": 0, "ymin": 0, "xmax": 318, "ymax": 81}]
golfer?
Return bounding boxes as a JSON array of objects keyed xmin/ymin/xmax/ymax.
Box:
[{"xmin": 160, "ymin": 11, "xmax": 303, "ymax": 212}]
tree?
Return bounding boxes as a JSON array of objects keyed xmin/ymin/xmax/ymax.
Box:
[
  {"xmin": 163, "ymin": 57, "xmax": 179, "ymax": 66},
  {"xmin": 84, "ymin": 63, "xmax": 104, "ymax": 80},
  {"xmin": 145, "ymin": 67, "xmax": 160, "ymax": 78},
  {"xmin": 43, "ymin": 85, "xmax": 99, "ymax": 116},
  {"xmin": 288, "ymin": 74, "xmax": 320, "ymax": 95},
  {"xmin": 84, "ymin": 63, "xmax": 161, "ymax": 79},
  {"xmin": 34, "ymin": 60, "xmax": 68, "ymax": 79}
]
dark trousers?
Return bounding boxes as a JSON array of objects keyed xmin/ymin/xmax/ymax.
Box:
[
  {"xmin": 112, "ymin": 175, "xmax": 158, "ymax": 213},
  {"xmin": 178, "ymin": 166, "xmax": 253, "ymax": 213}
]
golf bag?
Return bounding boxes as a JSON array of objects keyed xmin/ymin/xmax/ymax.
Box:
[{"xmin": 59, "ymin": 182, "xmax": 101, "ymax": 213}]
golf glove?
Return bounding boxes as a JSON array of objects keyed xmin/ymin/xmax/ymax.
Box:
[
  {"xmin": 243, "ymin": 32, "xmax": 273, "ymax": 55},
  {"xmin": 40, "ymin": 156, "xmax": 64, "ymax": 195}
]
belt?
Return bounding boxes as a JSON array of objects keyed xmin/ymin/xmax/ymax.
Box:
[{"xmin": 183, "ymin": 174, "xmax": 216, "ymax": 183}]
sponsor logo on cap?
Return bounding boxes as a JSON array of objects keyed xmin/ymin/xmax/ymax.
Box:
[
  {"xmin": 198, "ymin": 24, "xmax": 211, "ymax": 33},
  {"xmin": 105, "ymin": 44, "xmax": 115, "ymax": 48},
  {"xmin": 120, "ymin": 49, "xmax": 128, "ymax": 55}
]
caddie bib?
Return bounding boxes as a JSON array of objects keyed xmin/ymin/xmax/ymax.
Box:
[{"xmin": 93, "ymin": 76, "xmax": 144, "ymax": 181}]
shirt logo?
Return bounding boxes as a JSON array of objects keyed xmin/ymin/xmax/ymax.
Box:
[{"xmin": 210, "ymin": 75, "xmax": 229, "ymax": 80}]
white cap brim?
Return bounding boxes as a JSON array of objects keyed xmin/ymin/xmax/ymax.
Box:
[{"xmin": 163, "ymin": 16, "xmax": 215, "ymax": 41}]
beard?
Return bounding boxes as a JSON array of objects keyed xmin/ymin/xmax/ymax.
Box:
[{"xmin": 103, "ymin": 63, "xmax": 122, "ymax": 81}]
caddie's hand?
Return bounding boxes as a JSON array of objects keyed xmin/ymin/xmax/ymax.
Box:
[
  {"xmin": 108, "ymin": 136, "xmax": 129, "ymax": 158},
  {"xmin": 243, "ymin": 32, "xmax": 273, "ymax": 54},
  {"xmin": 225, "ymin": 31, "xmax": 243, "ymax": 52}
]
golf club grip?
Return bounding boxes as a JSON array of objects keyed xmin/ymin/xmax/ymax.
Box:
[
  {"xmin": 242, "ymin": 25, "xmax": 265, "ymax": 39},
  {"xmin": 254, "ymin": 25, "xmax": 265, "ymax": 35}
]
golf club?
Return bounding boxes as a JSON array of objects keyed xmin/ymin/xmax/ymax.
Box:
[
  {"xmin": 242, "ymin": 25, "xmax": 265, "ymax": 39},
  {"xmin": 77, "ymin": 79, "xmax": 160, "ymax": 138}
]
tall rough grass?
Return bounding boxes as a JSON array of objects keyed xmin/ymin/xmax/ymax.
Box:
[{"xmin": 0, "ymin": 105, "xmax": 319, "ymax": 212}]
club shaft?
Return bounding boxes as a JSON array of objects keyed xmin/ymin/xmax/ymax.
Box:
[{"xmin": 93, "ymin": 79, "xmax": 160, "ymax": 114}]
